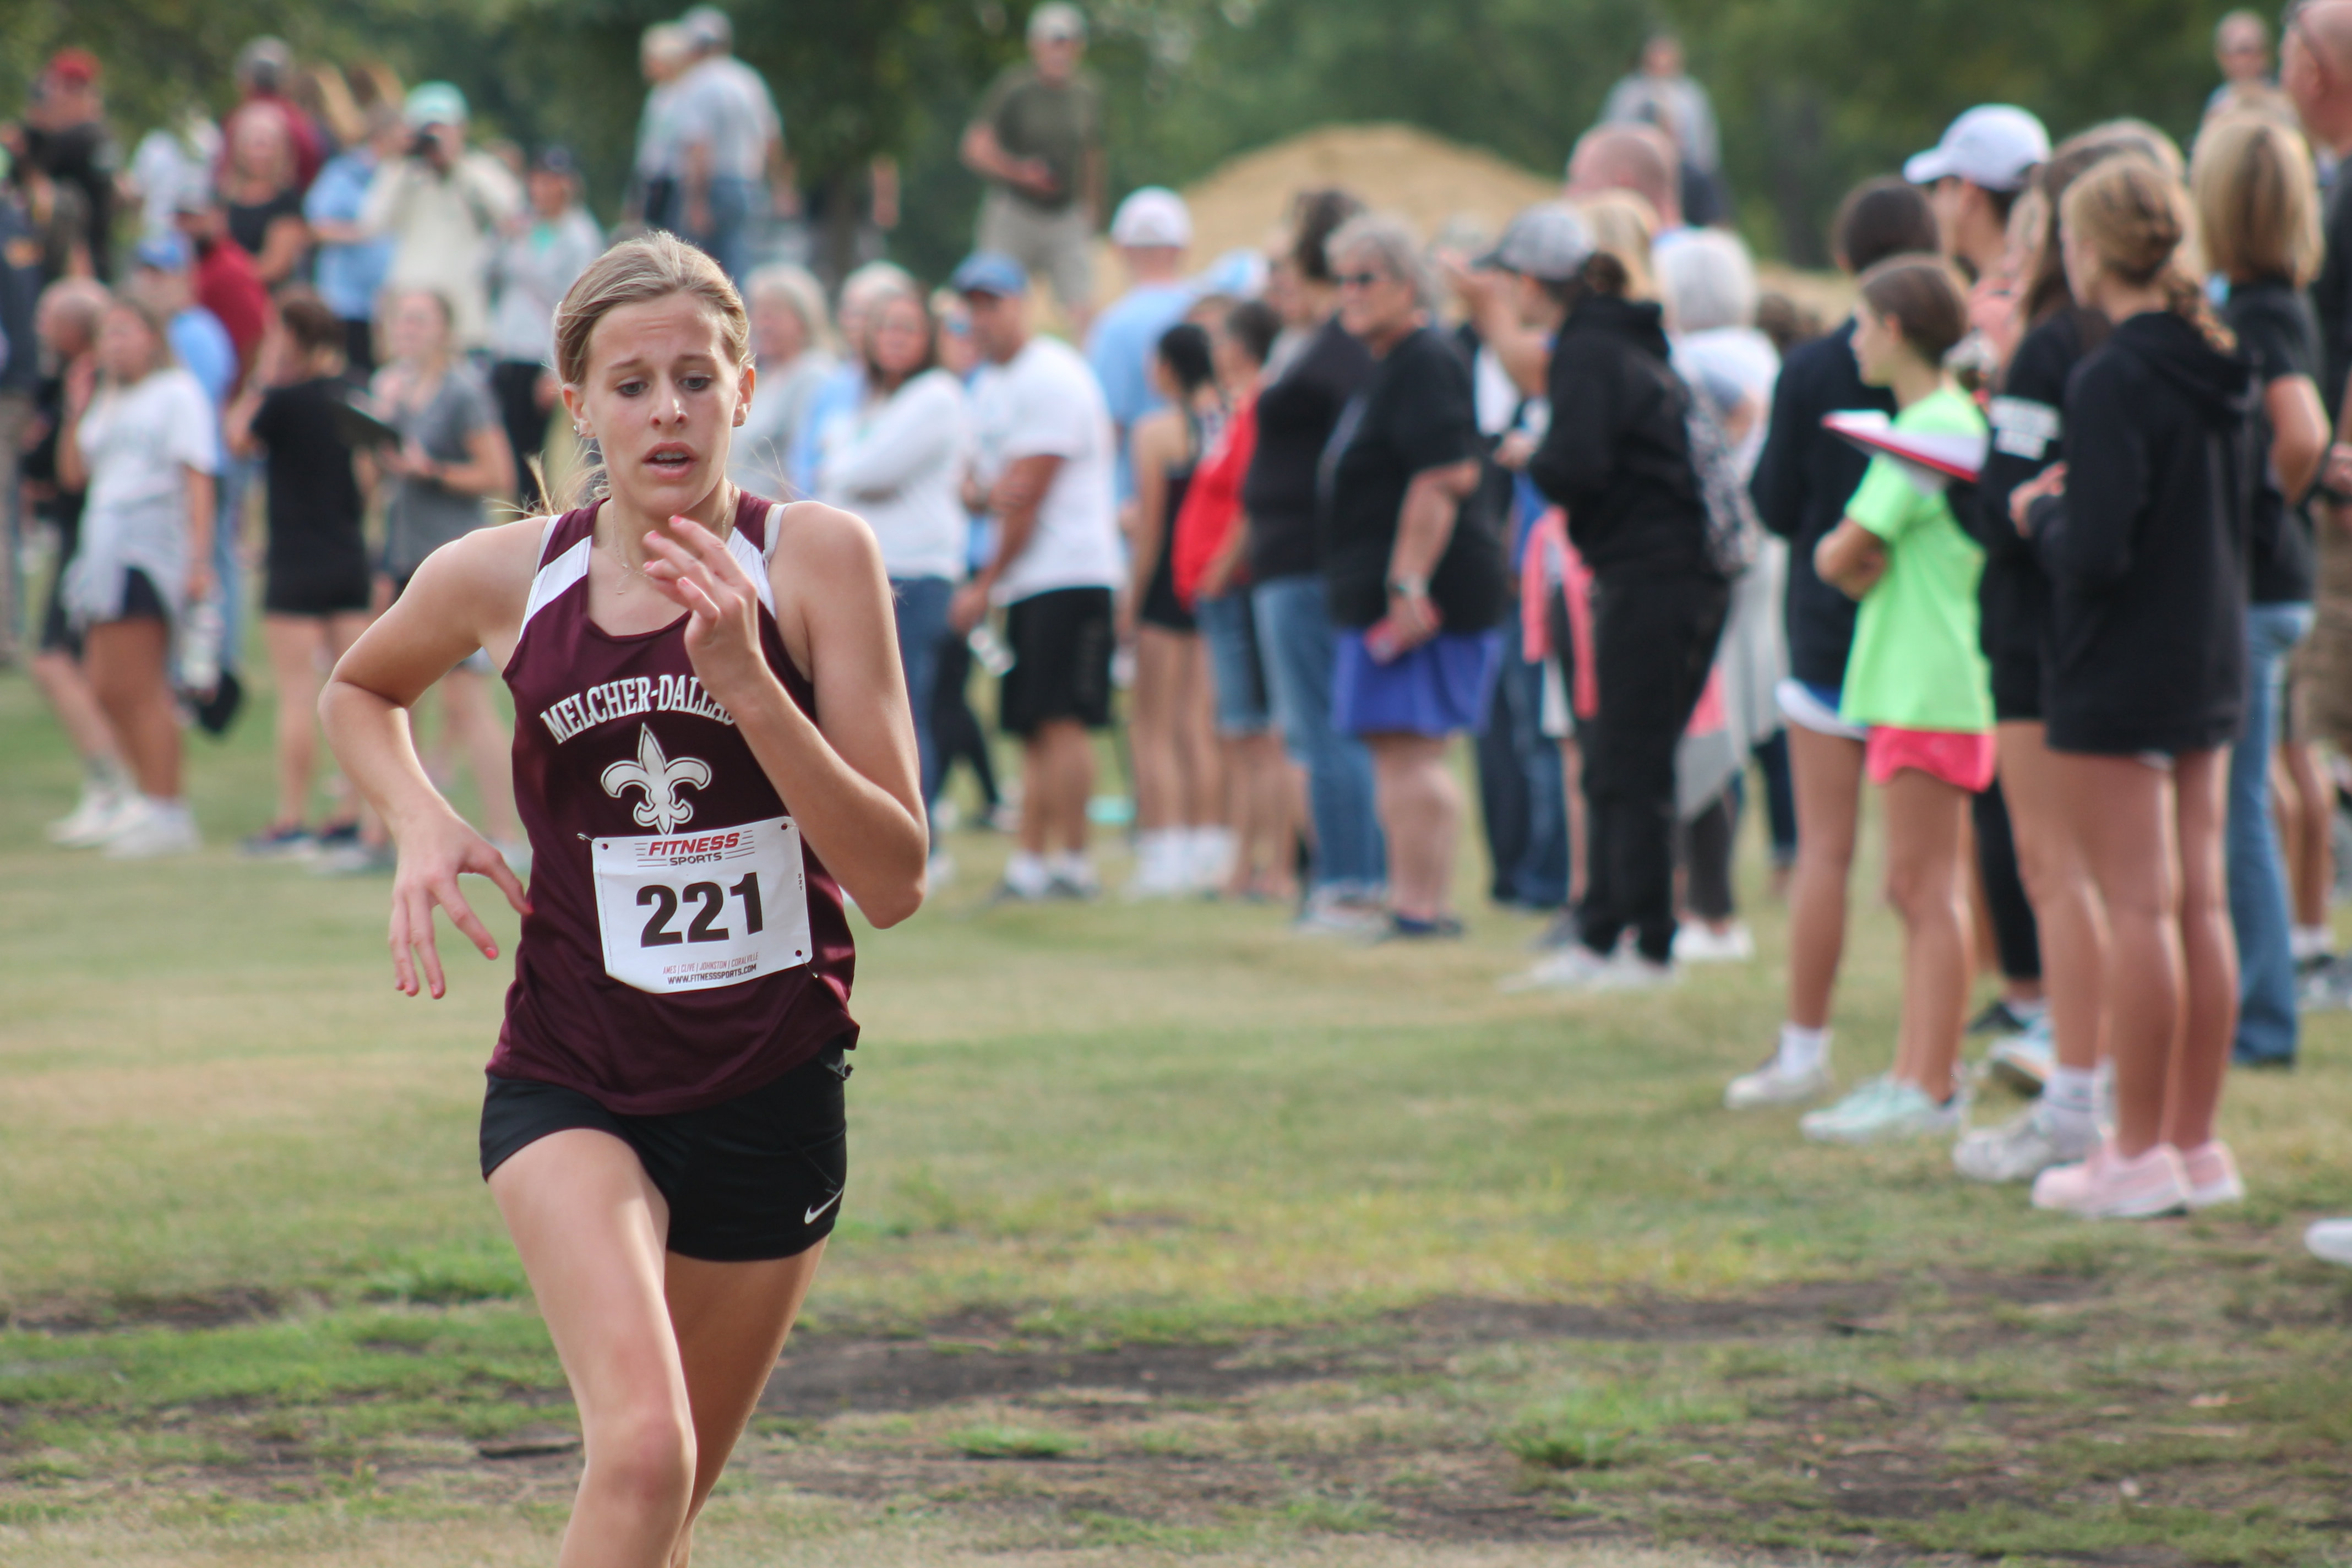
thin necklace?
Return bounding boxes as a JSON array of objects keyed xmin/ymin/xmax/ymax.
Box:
[{"xmin": 598, "ymin": 489, "xmax": 736, "ymax": 595}]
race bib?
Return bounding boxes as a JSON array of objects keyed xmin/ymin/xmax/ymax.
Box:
[{"xmin": 591, "ymin": 815, "xmax": 812, "ymax": 994}]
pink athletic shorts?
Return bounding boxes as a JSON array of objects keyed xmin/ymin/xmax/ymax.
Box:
[{"xmin": 1865, "ymin": 726, "xmax": 1996, "ymax": 792}]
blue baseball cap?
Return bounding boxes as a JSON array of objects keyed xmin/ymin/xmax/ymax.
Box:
[
  {"xmin": 132, "ymin": 231, "xmax": 192, "ymax": 272},
  {"xmin": 949, "ymin": 252, "xmax": 1028, "ymax": 298}
]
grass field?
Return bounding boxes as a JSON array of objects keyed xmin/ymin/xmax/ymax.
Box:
[{"xmin": 5, "ymin": 660, "xmax": 2352, "ymax": 1567}]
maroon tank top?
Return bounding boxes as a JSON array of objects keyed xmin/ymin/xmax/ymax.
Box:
[{"xmin": 491, "ymin": 490, "xmax": 857, "ymax": 1114}]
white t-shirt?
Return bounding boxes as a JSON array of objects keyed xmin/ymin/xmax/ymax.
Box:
[
  {"xmin": 67, "ymin": 366, "xmax": 220, "ymax": 625},
  {"xmin": 815, "ymin": 368, "xmax": 970, "ymax": 582},
  {"xmin": 969, "ymin": 336, "xmax": 1121, "ymax": 605}
]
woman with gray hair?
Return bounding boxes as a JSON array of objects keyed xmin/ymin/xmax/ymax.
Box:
[
  {"xmin": 1322, "ymin": 213, "xmax": 1510, "ymax": 938},
  {"xmin": 729, "ymin": 263, "xmax": 838, "ymax": 495}
]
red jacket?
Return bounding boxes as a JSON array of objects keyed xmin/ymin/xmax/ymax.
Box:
[
  {"xmin": 194, "ymin": 237, "xmax": 271, "ymax": 390},
  {"xmin": 1172, "ymin": 390, "xmax": 1259, "ymax": 608}
]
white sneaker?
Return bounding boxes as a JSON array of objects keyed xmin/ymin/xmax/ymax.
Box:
[
  {"xmin": 1293, "ymin": 887, "xmax": 1387, "ymax": 938},
  {"xmin": 1674, "ymin": 921, "xmax": 1755, "ymax": 963},
  {"xmin": 2030, "ymin": 1140, "xmax": 2189, "ymax": 1219},
  {"xmin": 1725, "ymin": 1056, "xmax": 1833, "ymax": 1110},
  {"xmin": 2305, "ymin": 1218, "xmax": 2352, "ymax": 1266},
  {"xmin": 1124, "ymin": 832, "xmax": 1190, "ymax": 899},
  {"xmin": 2176, "ymin": 1141, "xmax": 2245, "ymax": 1210},
  {"xmin": 1953, "ymin": 1100, "xmax": 2097, "ymax": 1183},
  {"xmin": 1185, "ymin": 826, "xmax": 1236, "ymax": 892},
  {"xmin": 1985, "ymin": 1014, "xmax": 2054, "ymax": 1094},
  {"xmin": 1800, "ymin": 1077, "xmax": 1966, "ymax": 1144},
  {"xmin": 48, "ymin": 787, "xmax": 133, "ymax": 848},
  {"xmin": 101, "ymin": 799, "xmax": 200, "ymax": 859},
  {"xmin": 1501, "ymin": 945, "xmax": 1675, "ymax": 993}
]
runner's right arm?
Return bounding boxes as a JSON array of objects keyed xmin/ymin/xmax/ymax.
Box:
[{"xmin": 321, "ymin": 523, "xmax": 541, "ymax": 998}]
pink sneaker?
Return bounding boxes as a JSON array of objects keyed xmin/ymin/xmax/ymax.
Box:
[
  {"xmin": 2030, "ymin": 1140, "xmax": 2189, "ymax": 1219},
  {"xmin": 2175, "ymin": 1141, "xmax": 2245, "ymax": 1209}
]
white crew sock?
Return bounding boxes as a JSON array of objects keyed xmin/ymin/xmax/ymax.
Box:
[
  {"xmin": 1004, "ymin": 850, "xmax": 1050, "ymax": 897},
  {"xmin": 2046, "ymin": 1064, "xmax": 2098, "ymax": 1135},
  {"xmin": 2294, "ymin": 923, "xmax": 2335, "ymax": 960},
  {"xmin": 1048, "ymin": 849, "xmax": 1095, "ymax": 885},
  {"xmin": 2006, "ymin": 996, "xmax": 2048, "ymax": 1025},
  {"xmin": 1778, "ymin": 1023, "xmax": 1828, "ymax": 1076},
  {"xmin": 1188, "ymin": 825, "xmax": 1235, "ymax": 885},
  {"xmin": 144, "ymin": 795, "xmax": 189, "ymax": 821}
]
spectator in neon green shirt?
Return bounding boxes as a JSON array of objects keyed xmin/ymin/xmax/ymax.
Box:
[{"xmin": 1804, "ymin": 257, "xmax": 1993, "ymax": 1146}]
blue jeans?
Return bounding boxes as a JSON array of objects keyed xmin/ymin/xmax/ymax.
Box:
[
  {"xmin": 691, "ymin": 175, "xmax": 764, "ymax": 284},
  {"xmin": 1476, "ymin": 650, "xmax": 1567, "ymax": 907},
  {"xmin": 1252, "ymin": 573, "xmax": 1384, "ymax": 892},
  {"xmin": 211, "ymin": 453, "xmax": 260, "ymax": 675},
  {"xmin": 2230, "ymin": 601, "xmax": 2312, "ymax": 1064},
  {"xmin": 892, "ymin": 576, "xmax": 955, "ymax": 818}
]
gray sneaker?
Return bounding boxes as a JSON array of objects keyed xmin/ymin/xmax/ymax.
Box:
[{"xmin": 1953, "ymin": 1100, "xmax": 2096, "ymax": 1183}]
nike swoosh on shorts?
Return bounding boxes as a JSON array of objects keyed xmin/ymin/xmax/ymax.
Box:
[{"xmin": 805, "ymin": 1189, "xmax": 843, "ymax": 1224}]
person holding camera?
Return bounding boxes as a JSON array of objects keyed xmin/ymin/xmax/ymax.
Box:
[{"xmin": 360, "ymin": 83, "xmax": 519, "ymax": 353}]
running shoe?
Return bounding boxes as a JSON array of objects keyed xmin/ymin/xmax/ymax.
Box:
[
  {"xmin": 47, "ymin": 787, "xmax": 130, "ymax": 847},
  {"xmin": 2029, "ymin": 1140, "xmax": 2189, "ymax": 1219},
  {"xmin": 2176, "ymin": 1141, "xmax": 2245, "ymax": 1210},
  {"xmin": 1967, "ymin": 997, "xmax": 2039, "ymax": 1036},
  {"xmin": 1985, "ymin": 1013, "xmax": 2055, "ymax": 1095},
  {"xmin": 1673, "ymin": 920, "xmax": 1755, "ymax": 963},
  {"xmin": 240, "ymin": 823, "xmax": 315, "ymax": 859},
  {"xmin": 1293, "ymin": 887, "xmax": 1387, "ymax": 938},
  {"xmin": 1724, "ymin": 1055, "xmax": 1833, "ymax": 1110},
  {"xmin": 2300, "ymin": 957, "xmax": 2352, "ymax": 1013},
  {"xmin": 101, "ymin": 799, "xmax": 201, "ymax": 859},
  {"xmin": 1952, "ymin": 1099, "xmax": 2097, "ymax": 1183},
  {"xmin": 1526, "ymin": 907, "xmax": 1583, "ymax": 952},
  {"xmin": 312, "ymin": 819, "xmax": 362, "ymax": 852},
  {"xmin": 1376, "ymin": 912, "xmax": 1465, "ymax": 943},
  {"xmin": 1800, "ymin": 1077, "xmax": 1966, "ymax": 1144},
  {"xmin": 311, "ymin": 840, "xmax": 396, "ymax": 876},
  {"xmin": 1046, "ymin": 864, "xmax": 1101, "ymax": 901},
  {"xmin": 2306, "ymin": 1218, "xmax": 2352, "ymax": 1266},
  {"xmin": 1501, "ymin": 945, "xmax": 1675, "ymax": 993},
  {"xmin": 1124, "ymin": 833, "xmax": 1191, "ymax": 900}
]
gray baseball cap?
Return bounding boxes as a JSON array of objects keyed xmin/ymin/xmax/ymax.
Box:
[{"xmin": 1477, "ymin": 204, "xmax": 1594, "ymax": 282}]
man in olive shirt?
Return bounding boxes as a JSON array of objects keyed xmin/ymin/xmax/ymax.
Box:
[{"xmin": 960, "ymin": 3, "xmax": 1104, "ymax": 329}]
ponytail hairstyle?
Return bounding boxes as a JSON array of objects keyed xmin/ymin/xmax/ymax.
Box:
[
  {"xmin": 1855, "ymin": 255, "xmax": 1970, "ymax": 366},
  {"xmin": 2059, "ymin": 156, "xmax": 2235, "ymax": 353},
  {"xmin": 548, "ymin": 232, "xmax": 751, "ymax": 511},
  {"xmin": 1155, "ymin": 321, "xmax": 1216, "ymax": 399}
]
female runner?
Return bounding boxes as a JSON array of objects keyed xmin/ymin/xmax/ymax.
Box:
[{"xmin": 321, "ymin": 232, "xmax": 926, "ymax": 1566}]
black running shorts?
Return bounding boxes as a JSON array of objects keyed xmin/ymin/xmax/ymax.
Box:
[
  {"xmin": 480, "ymin": 1041, "xmax": 850, "ymax": 1262},
  {"xmin": 1000, "ymin": 585, "xmax": 1115, "ymax": 737}
]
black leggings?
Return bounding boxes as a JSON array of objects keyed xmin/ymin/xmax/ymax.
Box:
[
  {"xmin": 1580, "ymin": 568, "xmax": 1732, "ymax": 963},
  {"xmin": 1972, "ymin": 775, "xmax": 2042, "ymax": 983},
  {"xmin": 1679, "ymin": 785, "xmax": 1739, "ymax": 923},
  {"xmin": 929, "ymin": 628, "xmax": 999, "ymax": 811},
  {"xmin": 491, "ymin": 360, "xmax": 552, "ymax": 513}
]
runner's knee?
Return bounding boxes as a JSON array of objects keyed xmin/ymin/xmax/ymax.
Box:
[{"xmin": 589, "ymin": 1404, "xmax": 697, "ymax": 1516}]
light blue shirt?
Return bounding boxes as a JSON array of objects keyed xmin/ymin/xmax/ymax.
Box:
[
  {"xmin": 788, "ymin": 361, "xmax": 867, "ymax": 500},
  {"xmin": 305, "ymin": 150, "xmax": 395, "ymax": 323},
  {"xmin": 1084, "ymin": 281, "xmax": 1194, "ymax": 502},
  {"xmin": 168, "ymin": 307, "xmax": 236, "ymax": 463}
]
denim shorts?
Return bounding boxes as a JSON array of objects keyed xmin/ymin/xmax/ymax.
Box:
[{"xmin": 1196, "ymin": 589, "xmax": 1271, "ymax": 735}]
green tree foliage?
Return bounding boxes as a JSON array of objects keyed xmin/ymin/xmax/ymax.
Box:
[{"xmin": 3, "ymin": 0, "xmax": 2240, "ymax": 280}]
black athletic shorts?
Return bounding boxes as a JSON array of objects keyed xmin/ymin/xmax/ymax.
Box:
[
  {"xmin": 264, "ymin": 566, "xmax": 372, "ymax": 618},
  {"xmin": 1988, "ymin": 641, "xmax": 2043, "ymax": 725},
  {"xmin": 38, "ymin": 562, "xmax": 78, "ymax": 657},
  {"xmin": 1000, "ymin": 585, "xmax": 1115, "ymax": 737},
  {"xmin": 117, "ymin": 568, "xmax": 168, "ymax": 624},
  {"xmin": 480, "ymin": 1041, "xmax": 851, "ymax": 1263}
]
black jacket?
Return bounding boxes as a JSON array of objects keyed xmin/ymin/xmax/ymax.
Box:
[
  {"xmin": 2027, "ymin": 311, "xmax": 2257, "ymax": 756},
  {"xmin": 1747, "ymin": 318, "xmax": 1893, "ymax": 689},
  {"xmin": 1527, "ymin": 295, "xmax": 1708, "ymax": 578}
]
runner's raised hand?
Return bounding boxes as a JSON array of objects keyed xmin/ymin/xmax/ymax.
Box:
[
  {"xmin": 389, "ymin": 809, "xmax": 531, "ymax": 999},
  {"xmin": 640, "ymin": 515, "xmax": 769, "ymax": 706}
]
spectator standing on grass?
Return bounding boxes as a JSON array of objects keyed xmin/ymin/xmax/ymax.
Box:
[
  {"xmin": 225, "ymin": 293, "xmax": 375, "ymax": 859},
  {"xmin": 927, "ymin": 288, "xmax": 1009, "ymax": 830},
  {"xmin": 1909, "ymin": 105, "xmax": 2049, "ymax": 285},
  {"xmin": 1725, "ymin": 177, "xmax": 1937, "ymax": 1108},
  {"xmin": 1123, "ymin": 322, "xmax": 1229, "ymax": 898},
  {"xmin": 319, "ymin": 233, "xmax": 924, "ymax": 1568},
  {"xmin": 306, "ymin": 108, "xmax": 404, "ymax": 375},
  {"xmin": 2209, "ymin": 10, "xmax": 2283, "ymax": 119},
  {"xmin": 12, "ymin": 50, "xmax": 118, "ymax": 281},
  {"xmin": 360, "ymin": 287, "xmax": 520, "ymax": 872},
  {"xmin": 125, "ymin": 110, "xmax": 221, "ymax": 246},
  {"xmin": 2192, "ymin": 116, "xmax": 2329, "ymax": 1076},
  {"xmin": 815, "ymin": 285, "xmax": 970, "ymax": 876},
  {"xmin": 57, "ymin": 295, "xmax": 216, "ymax": 858},
  {"xmin": 1322, "ymin": 215, "xmax": 1508, "ymax": 941},
  {"xmin": 1509, "ymin": 208, "xmax": 1729, "ymax": 990},
  {"xmin": 2012, "ymin": 157, "xmax": 2255, "ymax": 1221},
  {"xmin": 1600, "ymin": 32, "xmax": 1728, "ymax": 227},
  {"xmin": 0, "ymin": 167, "xmax": 43, "ymax": 666},
  {"xmin": 1797, "ymin": 258, "xmax": 1990, "ymax": 1145},
  {"xmin": 1176, "ymin": 298, "xmax": 1299, "ymax": 903},
  {"xmin": 789, "ymin": 260, "xmax": 917, "ymax": 499},
  {"xmin": 2277, "ymin": 0, "xmax": 2352, "ymax": 1272},
  {"xmin": 23, "ymin": 279, "xmax": 136, "ymax": 845},
  {"xmin": 949, "ymin": 252, "xmax": 1123, "ymax": 902},
  {"xmin": 488, "ymin": 147, "xmax": 603, "ymax": 511},
  {"xmin": 220, "ymin": 39, "xmax": 326, "ymax": 195},
  {"xmin": 630, "ymin": 23, "xmax": 695, "ymax": 233},
  {"xmin": 219, "ymin": 105, "xmax": 312, "ymax": 288},
  {"xmin": 1087, "ymin": 187, "xmax": 1196, "ymax": 502},
  {"xmin": 961, "ymin": 3, "xmax": 1104, "ymax": 330},
  {"xmin": 172, "ymin": 186, "xmax": 271, "ymax": 681},
  {"xmin": 672, "ymin": 6, "xmax": 787, "ymax": 284},
  {"xmin": 730, "ymin": 264, "xmax": 835, "ymax": 495},
  {"xmin": 1246, "ymin": 189, "xmax": 1385, "ymax": 933},
  {"xmin": 362, "ymin": 84, "xmax": 520, "ymax": 353}
]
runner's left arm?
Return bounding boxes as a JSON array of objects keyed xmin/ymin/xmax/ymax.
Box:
[{"xmin": 640, "ymin": 510, "xmax": 928, "ymax": 927}]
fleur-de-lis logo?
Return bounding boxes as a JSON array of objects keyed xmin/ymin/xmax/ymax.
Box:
[{"xmin": 601, "ymin": 725, "xmax": 712, "ymax": 834}]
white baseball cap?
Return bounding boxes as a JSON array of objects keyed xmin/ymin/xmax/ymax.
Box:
[
  {"xmin": 1111, "ymin": 186, "xmax": 1191, "ymax": 249},
  {"xmin": 1904, "ymin": 105, "xmax": 2050, "ymax": 194}
]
